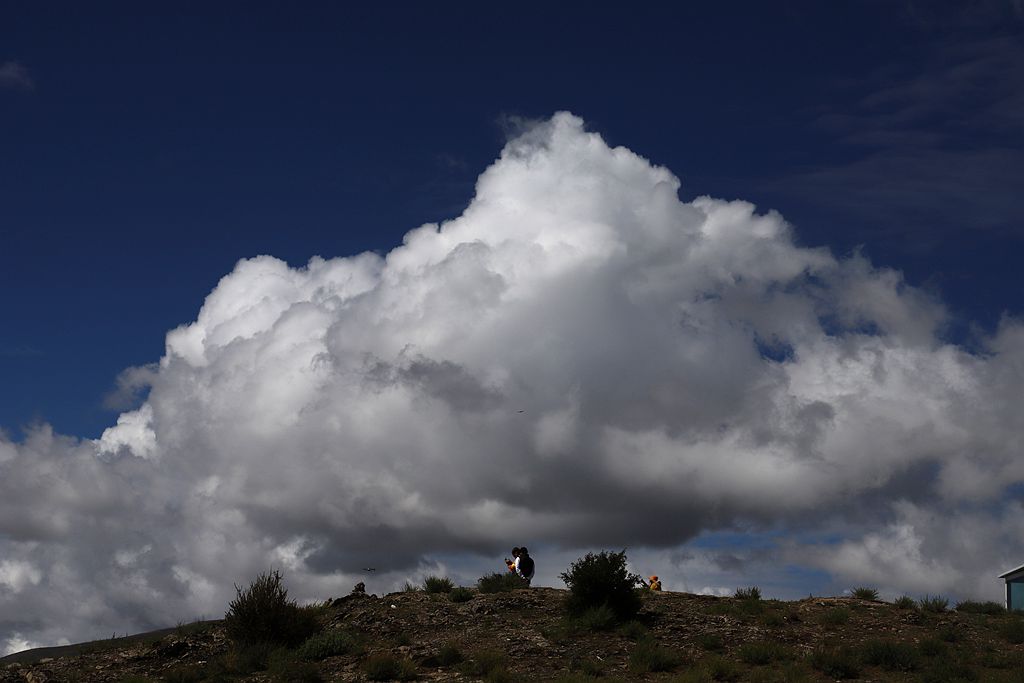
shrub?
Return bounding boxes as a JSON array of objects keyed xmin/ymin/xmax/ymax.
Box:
[
  {"xmin": 760, "ymin": 610, "xmax": 784, "ymax": 627},
  {"xmin": 860, "ymin": 638, "xmax": 919, "ymax": 671},
  {"xmin": 560, "ymin": 550, "xmax": 642, "ymax": 622},
  {"xmin": 618, "ymin": 619, "xmax": 648, "ymax": 640},
  {"xmin": 920, "ymin": 594, "xmax": 949, "ymax": 612},
  {"xmin": 919, "ymin": 637, "xmax": 948, "ymax": 657},
  {"xmin": 737, "ymin": 640, "xmax": 792, "ymax": 665},
  {"xmin": 893, "ymin": 595, "xmax": 917, "ymax": 609},
  {"xmin": 447, "ymin": 586, "xmax": 473, "ymax": 602},
  {"xmin": 734, "ymin": 586, "xmax": 761, "ymax": 600},
  {"xmin": 819, "ymin": 607, "xmax": 850, "ymax": 627},
  {"xmin": 295, "ymin": 630, "xmax": 361, "ymax": 661},
  {"xmin": 228, "ymin": 642, "xmax": 274, "ymax": 673},
  {"xmin": 701, "ymin": 654, "xmax": 741, "ymax": 681},
  {"xmin": 573, "ymin": 604, "xmax": 618, "ymax": 631},
  {"xmin": 809, "ymin": 646, "xmax": 861, "ymax": 679},
  {"xmin": 955, "ymin": 600, "xmax": 1005, "ymax": 615},
  {"xmin": 629, "ymin": 637, "xmax": 683, "ymax": 673},
  {"xmin": 477, "ymin": 572, "xmax": 525, "ymax": 593},
  {"xmin": 362, "ymin": 653, "xmax": 417, "ymax": 681},
  {"xmin": 852, "ymin": 587, "xmax": 879, "ymax": 600},
  {"xmin": 459, "ymin": 650, "xmax": 507, "ymax": 677},
  {"xmin": 162, "ymin": 666, "xmax": 205, "ymax": 683},
  {"xmin": 568, "ymin": 655, "xmax": 607, "ymax": 678},
  {"xmin": 999, "ymin": 617, "xmax": 1024, "ymax": 644},
  {"xmin": 938, "ymin": 624, "xmax": 963, "ymax": 642},
  {"xmin": 224, "ymin": 570, "xmax": 318, "ymax": 647},
  {"xmin": 696, "ymin": 633, "xmax": 724, "ymax": 651},
  {"xmin": 266, "ymin": 649, "xmax": 323, "ymax": 683},
  {"xmin": 402, "ymin": 581, "xmax": 419, "ymax": 593},
  {"xmin": 423, "ymin": 575, "xmax": 454, "ymax": 593},
  {"xmin": 435, "ymin": 642, "xmax": 463, "ymax": 666}
]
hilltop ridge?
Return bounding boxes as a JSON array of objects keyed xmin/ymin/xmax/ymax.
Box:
[{"xmin": 3, "ymin": 587, "xmax": 1024, "ymax": 682}]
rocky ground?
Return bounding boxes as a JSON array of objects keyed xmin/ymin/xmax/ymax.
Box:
[{"xmin": 4, "ymin": 587, "xmax": 1024, "ymax": 682}]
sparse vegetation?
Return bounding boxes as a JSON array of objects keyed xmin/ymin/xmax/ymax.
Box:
[
  {"xmin": 560, "ymin": 550, "xmax": 642, "ymax": 622},
  {"xmin": 956, "ymin": 600, "xmax": 1005, "ymax": 614},
  {"xmin": 223, "ymin": 570, "xmax": 319, "ymax": 647},
  {"xmin": 852, "ymin": 586, "xmax": 879, "ymax": 600},
  {"xmin": 423, "ymin": 575, "xmax": 455, "ymax": 593}
]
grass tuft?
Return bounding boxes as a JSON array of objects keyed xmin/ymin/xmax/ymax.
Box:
[
  {"xmin": 423, "ymin": 575, "xmax": 454, "ymax": 593},
  {"xmin": 448, "ymin": 586, "xmax": 474, "ymax": 602},
  {"xmin": 734, "ymin": 586, "xmax": 761, "ymax": 600},
  {"xmin": 851, "ymin": 587, "xmax": 879, "ymax": 600},
  {"xmin": 893, "ymin": 595, "xmax": 917, "ymax": 609},
  {"xmin": 920, "ymin": 594, "xmax": 949, "ymax": 613}
]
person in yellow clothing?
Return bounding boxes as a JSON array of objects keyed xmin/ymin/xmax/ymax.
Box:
[{"xmin": 647, "ymin": 575, "xmax": 662, "ymax": 591}]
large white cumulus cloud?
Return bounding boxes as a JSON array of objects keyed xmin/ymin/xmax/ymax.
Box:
[{"xmin": 3, "ymin": 112, "xmax": 1024, "ymax": 653}]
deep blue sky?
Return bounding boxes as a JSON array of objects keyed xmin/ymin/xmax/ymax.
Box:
[{"xmin": 2, "ymin": 1, "xmax": 1022, "ymax": 439}]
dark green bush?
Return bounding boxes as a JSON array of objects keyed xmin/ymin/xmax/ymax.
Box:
[
  {"xmin": 423, "ymin": 575, "xmax": 455, "ymax": 593},
  {"xmin": 448, "ymin": 586, "xmax": 474, "ymax": 603},
  {"xmin": 955, "ymin": 600, "xmax": 1005, "ymax": 615},
  {"xmin": 734, "ymin": 586, "xmax": 761, "ymax": 600},
  {"xmin": 224, "ymin": 570, "xmax": 318, "ymax": 647},
  {"xmin": 920, "ymin": 594, "xmax": 949, "ymax": 612},
  {"xmin": 362, "ymin": 653, "xmax": 417, "ymax": 681},
  {"xmin": 809, "ymin": 646, "xmax": 861, "ymax": 679},
  {"xmin": 860, "ymin": 638, "xmax": 919, "ymax": 671},
  {"xmin": 893, "ymin": 595, "xmax": 917, "ymax": 609},
  {"xmin": 628, "ymin": 636, "xmax": 683, "ymax": 673},
  {"xmin": 560, "ymin": 550, "xmax": 642, "ymax": 622},
  {"xmin": 852, "ymin": 587, "xmax": 879, "ymax": 600},
  {"xmin": 477, "ymin": 572, "xmax": 526, "ymax": 593}
]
